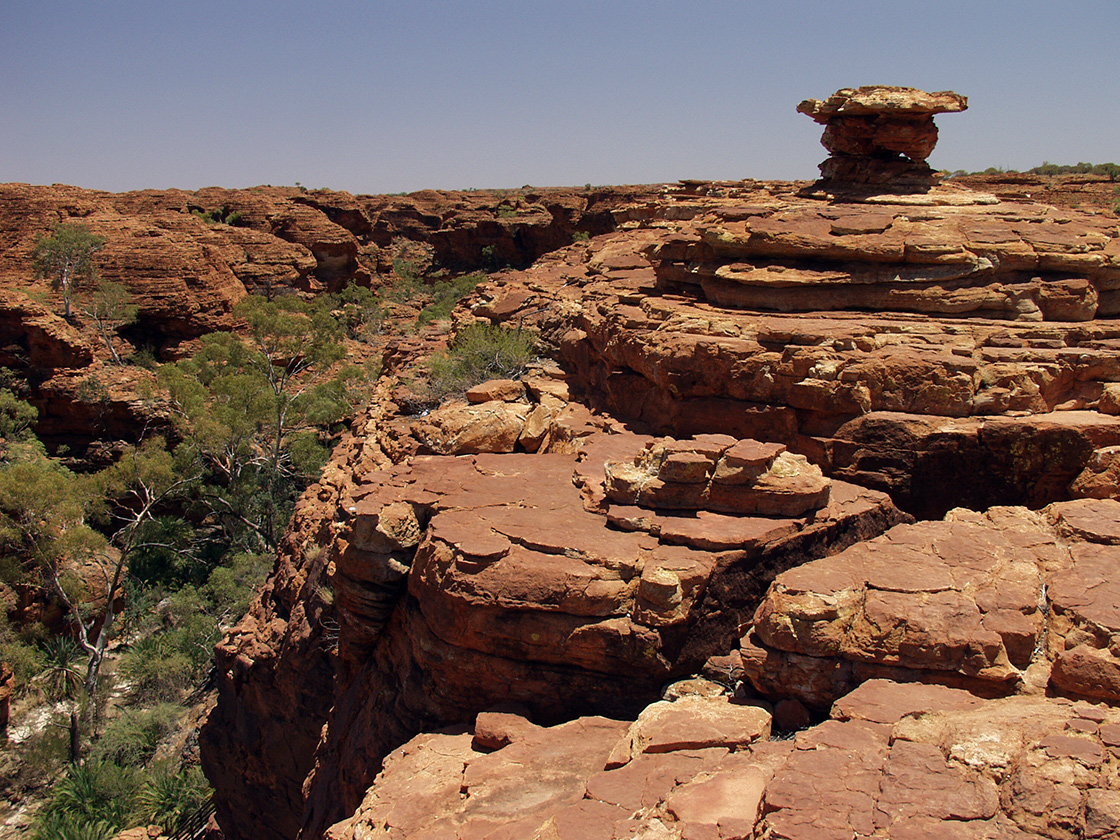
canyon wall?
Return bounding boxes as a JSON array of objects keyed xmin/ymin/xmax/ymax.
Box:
[
  {"xmin": 198, "ymin": 164, "xmax": 1120, "ymax": 839},
  {"xmin": 6, "ymin": 158, "xmax": 1120, "ymax": 839}
]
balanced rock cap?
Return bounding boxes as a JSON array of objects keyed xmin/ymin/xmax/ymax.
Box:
[{"xmin": 797, "ymin": 85, "xmax": 968, "ymax": 124}]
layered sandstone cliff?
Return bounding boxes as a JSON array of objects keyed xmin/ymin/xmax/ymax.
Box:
[
  {"xmin": 202, "ymin": 159, "xmax": 1120, "ymax": 839},
  {"xmin": 12, "ymin": 86, "xmax": 1109, "ymax": 840}
]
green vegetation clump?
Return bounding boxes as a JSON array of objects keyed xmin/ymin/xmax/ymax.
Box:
[
  {"xmin": 427, "ymin": 323, "xmax": 537, "ymax": 402},
  {"xmin": 1029, "ymin": 161, "xmax": 1119, "ymax": 180},
  {"xmin": 0, "ymin": 387, "xmax": 38, "ymax": 452},
  {"xmin": 0, "ymin": 285, "xmax": 376, "ymax": 836},
  {"xmin": 417, "ymin": 273, "xmax": 485, "ymax": 326},
  {"xmin": 120, "ymin": 555, "xmax": 269, "ymax": 703},
  {"xmin": 32, "ymin": 758, "xmax": 210, "ymax": 839},
  {"xmin": 90, "ymin": 704, "xmax": 181, "ymax": 766},
  {"xmin": 330, "ymin": 282, "xmax": 386, "ymax": 341},
  {"xmin": 947, "ymin": 161, "xmax": 1120, "ymax": 181},
  {"xmin": 32, "ymin": 223, "xmax": 107, "ymax": 319},
  {"xmin": 189, "ymin": 205, "xmax": 247, "ymax": 226}
]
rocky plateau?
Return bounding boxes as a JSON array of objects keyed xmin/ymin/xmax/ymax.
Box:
[{"xmin": 5, "ymin": 86, "xmax": 1120, "ymax": 840}]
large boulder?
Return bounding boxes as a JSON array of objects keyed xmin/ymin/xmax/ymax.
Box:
[{"xmin": 741, "ymin": 498, "xmax": 1120, "ymax": 710}]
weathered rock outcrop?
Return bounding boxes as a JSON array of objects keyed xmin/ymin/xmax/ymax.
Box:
[
  {"xmin": 460, "ymin": 173, "xmax": 1120, "ymax": 518},
  {"xmin": 205, "ymin": 169, "xmax": 1120, "ymax": 838},
  {"xmin": 199, "ymin": 388, "xmax": 398, "ymax": 840},
  {"xmin": 798, "ymin": 85, "xmax": 968, "ymax": 189},
  {"xmin": 198, "ymin": 93, "xmax": 1120, "ymax": 840},
  {"xmin": 742, "ymin": 498, "xmax": 1120, "ymax": 710},
  {"xmin": 292, "ymin": 405, "xmax": 905, "ymax": 838},
  {"xmin": 323, "ymin": 678, "xmax": 1120, "ymax": 840},
  {"xmin": 0, "ymin": 181, "xmax": 654, "ymax": 457},
  {"xmin": 0, "ymin": 182, "xmax": 649, "ymax": 351}
]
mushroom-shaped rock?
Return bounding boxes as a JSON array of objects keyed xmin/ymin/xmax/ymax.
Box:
[{"xmin": 798, "ymin": 85, "xmax": 967, "ymax": 187}]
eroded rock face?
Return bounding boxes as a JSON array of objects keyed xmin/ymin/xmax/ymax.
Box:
[
  {"xmin": 603, "ymin": 435, "xmax": 831, "ymax": 517},
  {"xmin": 0, "ymin": 181, "xmax": 654, "ymax": 456},
  {"xmin": 798, "ymin": 85, "xmax": 968, "ymax": 189},
  {"xmin": 324, "ymin": 679, "xmax": 1120, "ymax": 840},
  {"xmin": 466, "ymin": 181, "xmax": 1120, "ymax": 517},
  {"xmin": 200, "ymin": 146, "xmax": 1120, "ymax": 839},
  {"xmin": 199, "ymin": 391, "xmax": 399, "ymax": 840},
  {"xmin": 288, "ymin": 408, "xmax": 905, "ymax": 837},
  {"xmin": 742, "ymin": 498, "xmax": 1120, "ymax": 710}
]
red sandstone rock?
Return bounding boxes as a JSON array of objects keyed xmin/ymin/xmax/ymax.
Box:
[
  {"xmin": 197, "ymin": 154, "xmax": 1120, "ymax": 840},
  {"xmin": 606, "ymin": 695, "xmax": 771, "ymax": 767},
  {"xmin": 464, "ymin": 378, "xmax": 525, "ymax": 403},
  {"xmin": 293, "ymin": 424, "xmax": 904, "ymax": 838},
  {"xmin": 409, "ymin": 399, "xmax": 530, "ymax": 454},
  {"xmin": 324, "ymin": 715, "xmax": 629, "ymax": 840},
  {"xmin": 452, "ymin": 188, "xmax": 1120, "ymax": 519},
  {"xmin": 604, "ymin": 435, "xmax": 831, "ymax": 517},
  {"xmin": 798, "ymin": 86, "xmax": 968, "ymax": 188},
  {"xmin": 200, "ymin": 396, "xmax": 398, "ymax": 840},
  {"xmin": 743, "ymin": 499, "xmax": 1120, "ymax": 710},
  {"xmin": 1069, "ymin": 445, "xmax": 1120, "ymax": 500},
  {"xmin": 325, "ymin": 680, "xmax": 1120, "ymax": 840}
]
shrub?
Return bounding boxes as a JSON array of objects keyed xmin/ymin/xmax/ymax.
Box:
[
  {"xmin": 33, "ymin": 812, "xmax": 118, "ymax": 840},
  {"xmin": 1027, "ymin": 161, "xmax": 1120, "ymax": 180},
  {"xmin": 37, "ymin": 636, "xmax": 85, "ymax": 701},
  {"xmin": 202, "ymin": 552, "xmax": 271, "ymax": 621},
  {"xmin": 127, "ymin": 347, "xmax": 160, "ymax": 370},
  {"xmin": 0, "ymin": 388, "xmax": 38, "ymax": 443},
  {"xmin": 119, "ymin": 633, "xmax": 198, "ymax": 703},
  {"xmin": 416, "ymin": 273, "xmax": 485, "ymax": 326},
  {"xmin": 331, "ymin": 283, "xmax": 385, "ymax": 341},
  {"xmin": 90, "ymin": 703, "xmax": 182, "ymax": 766},
  {"xmin": 135, "ymin": 763, "xmax": 210, "ymax": 833},
  {"xmin": 0, "ymin": 634, "xmax": 46, "ymax": 693},
  {"xmin": 35, "ymin": 759, "xmax": 140, "ymax": 838},
  {"xmin": 128, "ymin": 516, "xmax": 203, "ymax": 588},
  {"xmin": 427, "ymin": 323, "xmax": 537, "ymax": 402}
]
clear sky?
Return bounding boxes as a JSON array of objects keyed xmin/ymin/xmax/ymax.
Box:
[{"xmin": 2, "ymin": 0, "xmax": 1117, "ymax": 194}]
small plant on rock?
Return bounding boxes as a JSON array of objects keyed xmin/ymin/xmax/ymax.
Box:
[{"xmin": 427, "ymin": 323, "xmax": 537, "ymax": 403}]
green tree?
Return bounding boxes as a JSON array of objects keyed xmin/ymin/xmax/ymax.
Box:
[
  {"xmin": 0, "ymin": 439, "xmax": 197, "ymax": 704},
  {"xmin": 159, "ymin": 294, "xmax": 360, "ymax": 550},
  {"xmin": 32, "ymin": 223, "xmax": 107, "ymax": 319},
  {"xmin": 73, "ymin": 439, "xmax": 199, "ymax": 697},
  {"xmin": 81, "ymin": 281, "xmax": 138, "ymax": 366},
  {"xmin": 0, "ymin": 388, "xmax": 38, "ymax": 458}
]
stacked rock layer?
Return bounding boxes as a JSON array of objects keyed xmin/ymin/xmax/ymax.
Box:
[
  {"xmin": 198, "ymin": 113, "xmax": 1120, "ymax": 838},
  {"xmin": 797, "ymin": 85, "xmax": 968, "ymax": 188}
]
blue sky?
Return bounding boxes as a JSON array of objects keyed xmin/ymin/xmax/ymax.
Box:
[{"xmin": 2, "ymin": 0, "xmax": 1117, "ymax": 194}]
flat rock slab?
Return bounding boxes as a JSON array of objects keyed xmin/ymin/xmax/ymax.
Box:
[
  {"xmin": 327, "ymin": 681, "xmax": 1120, "ymax": 840},
  {"xmin": 397, "ymin": 430, "xmax": 904, "ymax": 678},
  {"xmin": 743, "ymin": 499, "xmax": 1120, "ymax": 708},
  {"xmin": 340, "ymin": 428, "xmax": 904, "ymax": 696}
]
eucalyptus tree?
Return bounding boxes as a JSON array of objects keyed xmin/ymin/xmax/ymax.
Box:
[{"xmin": 32, "ymin": 222, "xmax": 107, "ymax": 319}]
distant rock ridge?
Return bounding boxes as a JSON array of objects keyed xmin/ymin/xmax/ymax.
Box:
[{"xmin": 0, "ymin": 181, "xmax": 652, "ymax": 454}]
